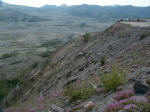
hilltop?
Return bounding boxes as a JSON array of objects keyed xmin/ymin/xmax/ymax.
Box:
[{"xmin": 4, "ymin": 22, "xmax": 150, "ymax": 112}]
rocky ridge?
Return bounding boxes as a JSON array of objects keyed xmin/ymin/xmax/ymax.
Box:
[{"xmin": 4, "ymin": 22, "xmax": 150, "ymax": 112}]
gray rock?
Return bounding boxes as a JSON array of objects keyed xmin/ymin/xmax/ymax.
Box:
[
  {"xmin": 51, "ymin": 104, "xmax": 64, "ymax": 112},
  {"xmin": 133, "ymin": 81, "xmax": 150, "ymax": 94}
]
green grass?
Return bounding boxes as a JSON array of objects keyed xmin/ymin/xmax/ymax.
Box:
[
  {"xmin": 101, "ymin": 68, "xmax": 127, "ymax": 92},
  {"xmin": 0, "ymin": 52, "xmax": 18, "ymax": 59},
  {"xmin": 63, "ymin": 83, "xmax": 95, "ymax": 102}
]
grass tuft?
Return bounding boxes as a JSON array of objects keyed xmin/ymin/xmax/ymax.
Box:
[
  {"xmin": 63, "ymin": 82, "xmax": 95, "ymax": 102},
  {"xmin": 101, "ymin": 68, "xmax": 127, "ymax": 92}
]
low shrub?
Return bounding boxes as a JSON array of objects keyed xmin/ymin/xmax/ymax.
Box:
[
  {"xmin": 82, "ymin": 32, "xmax": 90, "ymax": 42},
  {"xmin": 41, "ymin": 39, "xmax": 63, "ymax": 47},
  {"xmin": 101, "ymin": 68, "xmax": 127, "ymax": 92},
  {"xmin": 0, "ymin": 52, "xmax": 18, "ymax": 59},
  {"xmin": 7, "ymin": 78, "xmax": 20, "ymax": 89},
  {"xmin": 38, "ymin": 51, "xmax": 51, "ymax": 58},
  {"xmin": 101, "ymin": 55, "xmax": 107, "ymax": 66},
  {"xmin": 0, "ymin": 77, "xmax": 20, "ymax": 100},
  {"xmin": 32, "ymin": 61, "xmax": 39, "ymax": 69},
  {"xmin": 140, "ymin": 33, "xmax": 147, "ymax": 40},
  {"xmin": 0, "ymin": 80, "xmax": 9, "ymax": 100},
  {"xmin": 63, "ymin": 83, "xmax": 95, "ymax": 102}
]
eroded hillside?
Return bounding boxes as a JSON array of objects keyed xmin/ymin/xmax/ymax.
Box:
[{"xmin": 4, "ymin": 22, "xmax": 150, "ymax": 112}]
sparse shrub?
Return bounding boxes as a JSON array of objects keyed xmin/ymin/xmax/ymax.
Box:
[
  {"xmin": 101, "ymin": 68, "xmax": 127, "ymax": 92},
  {"xmin": 80, "ymin": 23, "xmax": 89, "ymax": 27},
  {"xmin": 32, "ymin": 61, "xmax": 39, "ymax": 69},
  {"xmin": 41, "ymin": 39, "xmax": 63, "ymax": 47},
  {"xmin": 82, "ymin": 32, "xmax": 90, "ymax": 42},
  {"xmin": 10, "ymin": 61, "xmax": 22, "ymax": 65},
  {"xmin": 101, "ymin": 55, "xmax": 107, "ymax": 66},
  {"xmin": 7, "ymin": 78, "xmax": 20, "ymax": 89},
  {"xmin": 0, "ymin": 52, "xmax": 18, "ymax": 59},
  {"xmin": 0, "ymin": 80, "xmax": 9, "ymax": 100},
  {"xmin": 140, "ymin": 33, "xmax": 146, "ymax": 40},
  {"xmin": 38, "ymin": 51, "xmax": 51, "ymax": 58},
  {"xmin": 63, "ymin": 83, "xmax": 95, "ymax": 102}
]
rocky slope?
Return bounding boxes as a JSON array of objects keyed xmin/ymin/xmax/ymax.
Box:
[{"xmin": 4, "ymin": 22, "xmax": 150, "ymax": 112}]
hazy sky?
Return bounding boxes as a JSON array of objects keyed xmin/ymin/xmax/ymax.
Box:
[{"xmin": 3, "ymin": 0, "xmax": 150, "ymax": 7}]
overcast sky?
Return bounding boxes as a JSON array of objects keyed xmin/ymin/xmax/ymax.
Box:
[{"xmin": 3, "ymin": 0, "xmax": 150, "ymax": 7}]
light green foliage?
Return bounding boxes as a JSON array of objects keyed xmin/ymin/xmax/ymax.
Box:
[
  {"xmin": 63, "ymin": 83, "xmax": 95, "ymax": 102},
  {"xmin": 101, "ymin": 68, "xmax": 127, "ymax": 91},
  {"xmin": 82, "ymin": 32, "xmax": 90, "ymax": 42}
]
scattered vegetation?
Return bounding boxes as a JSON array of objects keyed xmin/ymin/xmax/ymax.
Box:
[
  {"xmin": 38, "ymin": 51, "xmax": 52, "ymax": 58},
  {"xmin": 105, "ymin": 90, "xmax": 150, "ymax": 112},
  {"xmin": 140, "ymin": 33, "xmax": 147, "ymax": 40},
  {"xmin": 79, "ymin": 23, "xmax": 89, "ymax": 27},
  {"xmin": 0, "ymin": 77, "xmax": 21, "ymax": 100},
  {"xmin": 115, "ymin": 90, "xmax": 134, "ymax": 101},
  {"xmin": 10, "ymin": 61, "xmax": 22, "ymax": 65},
  {"xmin": 63, "ymin": 82, "xmax": 96, "ymax": 102},
  {"xmin": 101, "ymin": 68, "xmax": 127, "ymax": 92},
  {"xmin": 31, "ymin": 61, "xmax": 39, "ymax": 69},
  {"xmin": 0, "ymin": 79, "xmax": 9, "ymax": 100},
  {"xmin": 41, "ymin": 39, "xmax": 63, "ymax": 47},
  {"xmin": 0, "ymin": 52, "xmax": 18, "ymax": 59},
  {"xmin": 101, "ymin": 55, "xmax": 107, "ymax": 66},
  {"xmin": 0, "ymin": 64, "xmax": 33, "ymax": 100},
  {"xmin": 82, "ymin": 32, "xmax": 90, "ymax": 42}
]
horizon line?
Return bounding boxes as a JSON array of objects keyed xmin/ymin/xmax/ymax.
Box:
[{"xmin": 2, "ymin": 2, "xmax": 150, "ymax": 8}]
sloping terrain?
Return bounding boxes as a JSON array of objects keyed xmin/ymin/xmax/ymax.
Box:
[
  {"xmin": 0, "ymin": 2, "xmax": 113, "ymax": 102},
  {"xmin": 4, "ymin": 22, "xmax": 150, "ymax": 111}
]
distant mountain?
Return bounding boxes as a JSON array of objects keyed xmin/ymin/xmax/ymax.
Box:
[
  {"xmin": 67, "ymin": 4, "xmax": 150, "ymax": 21},
  {"xmin": 0, "ymin": 2, "xmax": 48, "ymax": 22},
  {"xmin": 0, "ymin": 2, "xmax": 150, "ymax": 22}
]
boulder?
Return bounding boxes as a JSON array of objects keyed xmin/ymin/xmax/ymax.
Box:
[{"xmin": 133, "ymin": 81, "xmax": 150, "ymax": 94}]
